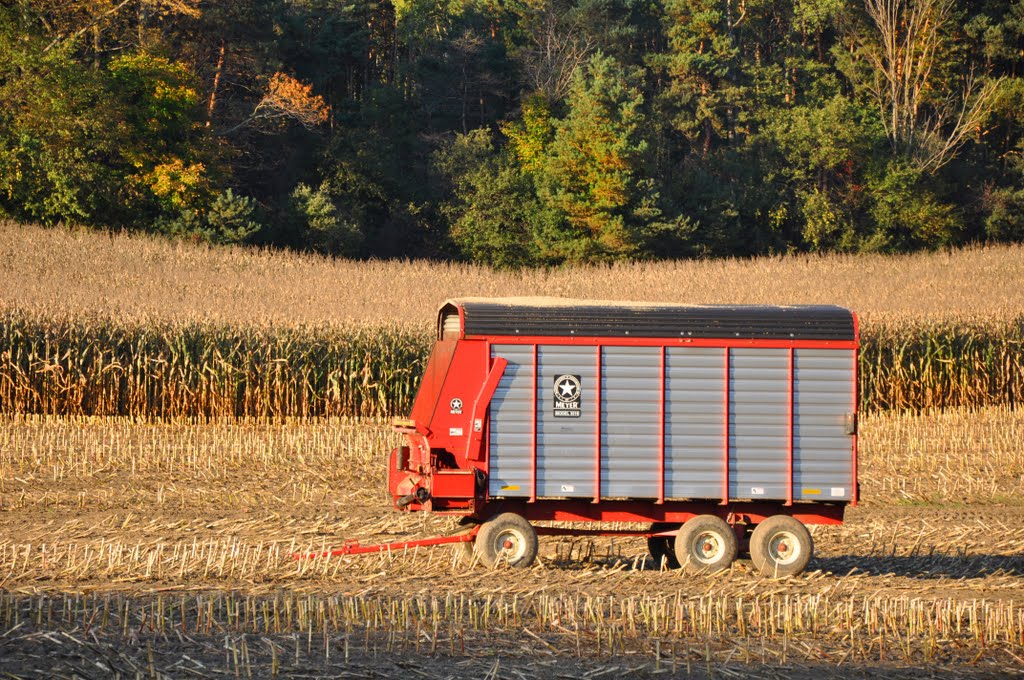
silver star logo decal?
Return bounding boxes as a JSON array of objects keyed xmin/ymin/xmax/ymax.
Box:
[{"xmin": 553, "ymin": 375, "xmax": 580, "ymax": 402}]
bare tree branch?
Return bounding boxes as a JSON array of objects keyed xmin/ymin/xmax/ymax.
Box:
[
  {"xmin": 41, "ymin": 0, "xmax": 201, "ymax": 53},
  {"xmin": 861, "ymin": 0, "xmax": 1002, "ymax": 172},
  {"xmin": 517, "ymin": 3, "xmax": 596, "ymax": 100},
  {"xmin": 44, "ymin": 0, "xmax": 133, "ymax": 52}
]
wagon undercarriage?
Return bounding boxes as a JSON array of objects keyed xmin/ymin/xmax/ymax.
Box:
[{"xmin": 300, "ymin": 508, "xmax": 821, "ymax": 577}]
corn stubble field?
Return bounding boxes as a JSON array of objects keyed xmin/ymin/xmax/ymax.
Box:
[{"xmin": 1, "ymin": 221, "xmax": 1023, "ymax": 678}]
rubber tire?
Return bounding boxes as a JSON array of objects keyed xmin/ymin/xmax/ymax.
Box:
[
  {"xmin": 474, "ymin": 513, "xmax": 539, "ymax": 568},
  {"xmin": 749, "ymin": 515, "xmax": 813, "ymax": 578},
  {"xmin": 647, "ymin": 523, "xmax": 681, "ymax": 569},
  {"xmin": 674, "ymin": 515, "xmax": 738, "ymax": 575}
]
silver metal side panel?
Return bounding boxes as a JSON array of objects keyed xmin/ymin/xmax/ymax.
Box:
[
  {"xmin": 601, "ymin": 346, "xmax": 661, "ymax": 498},
  {"xmin": 729, "ymin": 348, "xmax": 789, "ymax": 500},
  {"xmin": 488, "ymin": 343, "xmax": 856, "ymax": 503},
  {"xmin": 537, "ymin": 345, "xmax": 596, "ymax": 498},
  {"xmin": 794, "ymin": 349, "xmax": 855, "ymax": 501},
  {"xmin": 488, "ymin": 344, "xmax": 533, "ymax": 498},
  {"xmin": 665, "ymin": 347, "xmax": 725, "ymax": 499}
]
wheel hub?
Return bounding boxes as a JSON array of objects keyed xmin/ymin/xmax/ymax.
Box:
[
  {"xmin": 694, "ymin": 532, "xmax": 723, "ymax": 563},
  {"xmin": 768, "ymin": 531, "xmax": 800, "ymax": 565},
  {"xmin": 494, "ymin": 530, "xmax": 526, "ymax": 562}
]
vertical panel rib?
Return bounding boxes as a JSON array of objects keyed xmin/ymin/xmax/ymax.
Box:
[
  {"xmin": 787, "ymin": 347, "xmax": 794, "ymax": 506},
  {"xmin": 722, "ymin": 348, "xmax": 730, "ymax": 504},
  {"xmin": 658, "ymin": 346, "xmax": 666, "ymax": 504},
  {"xmin": 536, "ymin": 345, "xmax": 596, "ymax": 498},
  {"xmin": 852, "ymin": 343, "xmax": 859, "ymax": 506},
  {"xmin": 594, "ymin": 346, "xmax": 601, "ymax": 503},
  {"xmin": 729, "ymin": 348, "xmax": 789, "ymax": 500},
  {"xmin": 529, "ymin": 343, "xmax": 537, "ymax": 503}
]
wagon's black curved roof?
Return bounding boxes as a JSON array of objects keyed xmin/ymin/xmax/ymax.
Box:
[{"xmin": 440, "ymin": 298, "xmax": 857, "ymax": 341}]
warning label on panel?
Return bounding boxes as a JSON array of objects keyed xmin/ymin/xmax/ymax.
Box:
[{"xmin": 553, "ymin": 374, "xmax": 582, "ymax": 418}]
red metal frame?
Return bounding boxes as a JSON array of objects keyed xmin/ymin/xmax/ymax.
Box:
[
  {"xmin": 786, "ymin": 347, "xmax": 795, "ymax": 506},
  {"xmin": 298, "ymin": 527, "xmax": 480, "ymax": 559},
  {"xmin": 456, "ymin": 304, "xmax": 467, "ymax": 337},
  {"xmin": 657, "ymin": 346, "xmax": 666, "ymax": 505},
  {"xmin": 465, "ymin": 356, "xmax": 507, "ymax": 461},
  {"xmin": 300, "ymin": 497, "xmax": 846, "ymax": 560},
  {"xmin": 483, "ymin": 345, "xmax": 492, "ymax": 505},
  {"xmin": 530, "ymin": 344, "xmax": 538, "ymax": 503},
  {"xmin": 409, "ymin": 338, "xmax": 457, "ymax": 431},
  {"xmin": 468, "ymin": 335, "xmax": 857, "ymax": 350},
  {"xmin": 851, "ymin": 312, "xmax": 860, "ymax": 506},
  {"xmin": 535, "ymin": 526, "xmax": 670, "ymax": 538},
  {"xmin": 594, "ymin": 346, "xmax": 602, "ymax": 504},
  {"xmin": 483, "ymin": 499, "xmax": 845, "ymax": 526},
  {"xmin": 721, "ymin": 347, "xmax": 730, "ymax": 505}
]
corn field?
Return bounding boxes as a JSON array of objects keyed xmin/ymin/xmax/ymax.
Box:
[
  {"xmin": 0, "ymin": 311, "xmax": 430, "ymax": 419},
  {"xmin": 3, "ymin": 222, "xmax": 1024, "ymax": 677},
  {"xmin": 861, "ymin": 320, "xmax": 1024, "ymax": 411},
  {"xmin": 3, "ymin": 221, "xmax": 1024, "ymax": 418},
  {"xmin": 0, "ymin": 310, "xmax": 1021, "ymax": 418},
  {"xmin": 4, "ymin": 220, "xmax": 1024, "ymax": 330}
]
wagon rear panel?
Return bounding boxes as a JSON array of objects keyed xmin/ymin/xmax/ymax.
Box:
[{"xmin": 794, "ymin": 349, "xmax": 856, "ymax": 500}]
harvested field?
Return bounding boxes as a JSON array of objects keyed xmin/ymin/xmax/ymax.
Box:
[
  {"xmin": 1, "ymin": 221, "xmax": 1022, "ymax": 677},
  {"xmin": 1, "ymin": 411, "xmax": 1023, "ymax": 677}
]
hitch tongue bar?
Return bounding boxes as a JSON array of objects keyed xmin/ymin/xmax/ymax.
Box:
[{"xmin": 294, "ymin": 526, "xmax": 480, "ymax": 560}]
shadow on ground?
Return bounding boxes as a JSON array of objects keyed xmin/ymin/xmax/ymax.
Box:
[{"xmin": 813, "ymin": 553, "xmax": 1024, "ymax": 579}]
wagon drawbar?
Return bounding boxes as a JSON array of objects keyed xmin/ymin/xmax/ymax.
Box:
[{"xmin": 317, "ymin": 298, "xmax": 859, "ymax": 576}]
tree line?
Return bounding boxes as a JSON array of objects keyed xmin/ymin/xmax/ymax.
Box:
[{"xmin": 2, "ymin": 0, "xmax": 1023, "ymax": 265}]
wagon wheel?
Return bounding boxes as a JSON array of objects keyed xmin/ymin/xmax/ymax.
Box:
[
  {"xmin": 749, "ymin": 515, "xmax": 813, "ymax": 578},
  {"xmin": 674, "ymin": 515, "xmax": 738, "ymax": 575},
  {"xmin": 474, "ymin": 513, "xmax": 538, "ymax": 568},
  {"xmin": 646, "ymin": 522, "xmax": 681, "ymax": 569}
]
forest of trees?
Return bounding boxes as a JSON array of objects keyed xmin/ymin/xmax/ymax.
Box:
[{"xmin": 2, "ymin": 0, "xmax": 1023, "ymax": 264}]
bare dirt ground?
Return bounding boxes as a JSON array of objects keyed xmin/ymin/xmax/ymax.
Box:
[
  {"xmin": 5, "ymin": 633, "xmax": 1018, "ymax": 680},
  {"xmin": 1, "ymin": 416, "xmax": 1022, "ymax": 678}
]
